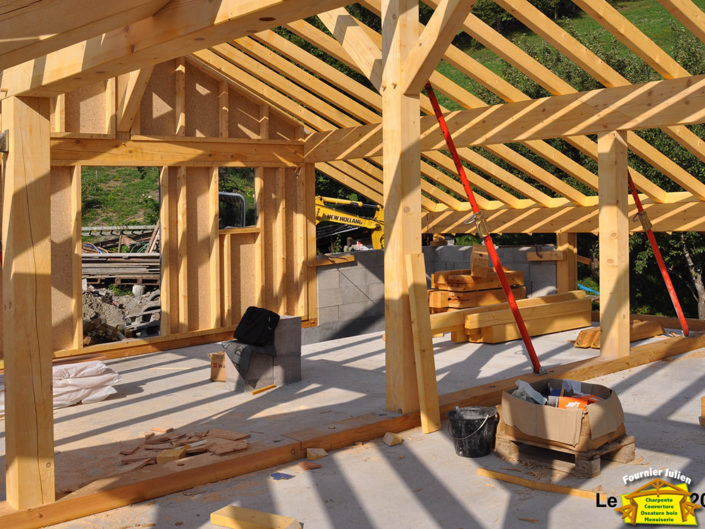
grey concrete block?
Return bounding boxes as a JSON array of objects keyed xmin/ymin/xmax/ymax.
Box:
[
  {"xmin": 317, "ymin": 306, "xmax": 339, "ymax": 324},
  {"xmin": 366, "ymin": 282, "xmax": 385, "ymax": 302},
  {"xmin": 339, "ymin": 267, "xmax": 372, "ymax": 287},
  {"xmin": 273, "ymin": 315, "xmax": 301, "ymax": 357},
  {"xmin": 317, "ymin": 269, "xmax": 339, "ymax": 290},
  {"xmin": 318, "ymin": 288, "xmax": 343, "ymax": 308},
  {"xmin": 340, "ymin": 284, "xmax": 372, "ymax": 304},
  {"xmin": 340, "ymin": 300, "xmax": 378, "ymax": 320}
]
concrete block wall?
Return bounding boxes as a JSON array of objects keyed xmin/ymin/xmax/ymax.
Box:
[{"xmin": 302, "ymin": 244, "xmax": 558, "ymax": 344}]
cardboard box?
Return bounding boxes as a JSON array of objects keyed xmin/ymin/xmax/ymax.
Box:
[
  {"xmin": 500, "ymin": 378, "xmax": 625, "ymax": 451},
  {"xmin": 209, "ymin": 352, "xmax": 226, "ymax": 382}
]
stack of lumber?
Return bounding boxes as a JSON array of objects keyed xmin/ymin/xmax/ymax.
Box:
[
  {"xmin": 574, "ymin": 319, "xmax": 664, "ymax": 348},
  {"xmin": 428, "ymin": 245, "xmax": 527, "ymax": 314},
  {"xmin": 429, "ymin": 290, "xmax": 592, "ymax": 344},
  {"xmin": 119, "ymin": 428, "xmax": 250, "ymax": 472}
]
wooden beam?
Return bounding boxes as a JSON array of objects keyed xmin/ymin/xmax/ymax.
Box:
[
  {"xmin": 159, "ymin": 167, "xmax": 176, "ymax": 336},
  {"xmin": 414, "ymin": 0, "xmax": 669, "ymax": 203},
  {"xmin": 383, "ymin": 0, "xmax": 422, "ymax": 414},
  {"xmin": 422, "ymin": 192, "xmax": 705, "ymax": 234},
  {"xmin": 50, "ymin": 135, "xmax": 304, "ymax": 167},
  {"xmin": 0, "ymin": 0, "xmax": 169, "ymax": 70},
  {"xmin": 405, "ymin": 253, "xmax": 441, "ymax": 433},
  {"xmin": 116, "ymin": 67, "xmax": 154, "ymax": 133},
  {"xmin": 0, "ymin": 0, "xmax": 350, "ymax": 98},
  {"xmin": 477, "ymin": 469, "xmax": 597, "ymax": 500},
  {"xmin": 1, "ymin": 96, "xmax": 55, "ymax": 508},
  {"xmin": 658, "ymin": 0, "xmax": 705, "ymax": 47},
  {"xmin": 209, "ymin": 167, "xmax": 221, "ymax": 329},
  {"xmin": 318, "ymin": 8, "xmax": 383, "ymax": 91},
  {"xmin": 401, "ymin": 0, "xmax": 477, "ymax": 95},
  {"xmin": 304, "ymin": 73, "xmax": 705, "ymax": 161},
  {"xmin": 556, "ymin": 233, "xmax": 577, "ymax": 293},
  {"xmin": 599, "ymin": 131, "xmax": 630, "ymax": 359},
  {"xmin": 491, "ymin": 0, "xmax": 705, "ymax": 199}
]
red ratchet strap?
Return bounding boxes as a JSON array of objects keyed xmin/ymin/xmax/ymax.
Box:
[
  {"xmin": 627, "ymin": 173, "xmax": 689, "ymax": 336},
  {"xmin": 424, "ymin": 82, "xmax": 542, "ymax": 374}
]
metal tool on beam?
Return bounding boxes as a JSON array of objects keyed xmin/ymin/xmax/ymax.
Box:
[{"xmin": 425, "ymin": 82, "xmax": 542, "ymax": 374}]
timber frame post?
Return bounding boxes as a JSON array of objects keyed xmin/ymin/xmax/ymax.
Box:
[
  {"xmin": 382, "ymin": 0, "xmax": 422, "ymax": 413},
  {"xmin": 598, "ymin": 131, "xmax": 630, "ymax": 358},
  {"xmin": 1, "ymin": 96, "xmax": 55, "ymax": 509}
]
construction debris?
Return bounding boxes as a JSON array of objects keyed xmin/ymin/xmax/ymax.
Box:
[
  {"xmin": 306, "ymin": 448, "xmax": 328, "ymax": 460},
  {"xmin": 383, "ymin": 432, "xmax": 403, "ymax": 446},
  {"xmin": 82, "ymin": 287, "xmax": 162, "ymax": 344},
  {"xmin": 119, "ymin": 428, "xmax": 251, "ymax": 469},
  {"xmin": 298, "ymin": 461, "xmax": 322, "ymax": 471}
]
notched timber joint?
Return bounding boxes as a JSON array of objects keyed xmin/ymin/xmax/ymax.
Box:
[
  {"xmin": 0, "ymin": 130, "xmax": 8, "ymax": 153},
  {"xmin": 464, "ymin": 211, "xmax": 491, "ymax": 239},
  {"xmin": 633, "ymin": 210, "xmax": 653, "ymax": 231}
]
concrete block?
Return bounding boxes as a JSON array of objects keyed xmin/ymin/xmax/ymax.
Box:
[
  {"xmin": 339, "ymin": 267, "xmax": 372, "ymax": 287},
  {"xmin": 340, "ymin": 300, "xmax": 377, "ymax": 320},
  {"xmin": 318, "ymin": 288, "xmax": 343, "ymax": 308},
  {"xmin": 273, "ymin": 315, "xmax": 301, "ymax": 358},
  {"xmin": 317, "ymin": 306, "xmax": 339, "ymax": 324},
  {"xmin": 340, "ymin": 284, "xmax": 372, "ymax": 304},
  {"xmin": 317, "ymin": 269, "xmax": 339, "ymax": 290},
  {"xmin": 366, "ymin": 282, "xmax": 385, "ymax": 302}
]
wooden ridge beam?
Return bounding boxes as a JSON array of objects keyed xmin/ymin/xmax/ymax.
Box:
[
  {"xmin": 50, "ymin": 135, "xmax": 304, "ymax": 167},
  {"xmin": 0, "ymin": 0, "xmax": 350, "ymax": 98},
  {"xmin": 422, "ymin": 192, "xmax": 705, "ymax": 234},
  {"xmin": 0, "ymin": 0, "xmax": 169, "ymax": 71},
  {"xmin": 304, "ymin": 73, "xmax": 705, "ymax": 161},
  {"xmin": 401, "ymin": 0, "xmax": 477, "ymax": 95}
]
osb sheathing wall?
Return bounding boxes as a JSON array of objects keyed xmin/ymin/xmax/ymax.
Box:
[{"xmin": 1, "ymin": 58, "xmax": 317, "ymax": 360}]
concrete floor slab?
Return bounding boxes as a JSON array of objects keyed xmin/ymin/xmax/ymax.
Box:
[{"xmin": 3, "ymin": 326, "xmax": 704, "ymax": 528}]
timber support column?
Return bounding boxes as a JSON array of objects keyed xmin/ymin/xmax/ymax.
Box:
[
  {"xmin": 556, "ymin": 232, "xmax": 577, "ymax": 293},
  {"xmin": 598, "ymin": 131, "xmax": 630, "ymax": 358},
  {"xmin": 382, "ymin": 0, "xmax": 422, "ymax": 413},
  {"xmin": 2, "ymin": 96, "xmax": 55, "ymax": 508}
]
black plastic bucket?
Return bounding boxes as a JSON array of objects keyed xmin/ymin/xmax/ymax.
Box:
[{"xmin": 447, "ymin": 406, "xmax": 498, "ymax": 457}]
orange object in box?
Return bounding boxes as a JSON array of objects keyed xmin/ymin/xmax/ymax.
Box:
[{"xmin": 557, "ymin": 395, "xmax": 601, "ymax": 410}]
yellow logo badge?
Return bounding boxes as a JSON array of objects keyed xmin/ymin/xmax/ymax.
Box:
[{"xmin": 616, "ymin": 478, "xmax": 701, "ymax": 525}]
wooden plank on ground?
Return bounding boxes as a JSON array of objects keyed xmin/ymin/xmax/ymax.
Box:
[
  {"xmin": 575, "ymin": 320, "xmax": 665, "ymax": 349},
  {"xmin": 405, "ymin": 253, "xmax": 441, "ymax": 433},
  {"xmin": 210, "ymin": 505, "xmax": 300, "ymax": 529},
  {"xmin": 477, "ymin": 468, "xmax": 597, "ymax": 499},
  {"xmin": 429, "ymin": 286, "xmax": 527, "ymax": 311}
]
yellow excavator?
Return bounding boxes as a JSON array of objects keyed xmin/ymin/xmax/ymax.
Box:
[{"xmin": 315, "ymin": 196, "xmax": 384, "ymax": 249}]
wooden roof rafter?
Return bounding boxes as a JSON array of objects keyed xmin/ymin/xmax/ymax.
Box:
[{"xmin": 490, "ymin": 0, "xmax": 705, "ymax": 200}]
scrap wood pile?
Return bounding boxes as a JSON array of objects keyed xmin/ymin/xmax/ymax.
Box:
[
  {"xmin": 119, "ymin": 427, "xmax": 250, "ymax": 472},
  {"xmin": 428, "ymin": 245, "xmax": 591, "ymax": 344}
]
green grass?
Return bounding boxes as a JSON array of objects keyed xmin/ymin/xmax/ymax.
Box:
[{"xmin": 82, "ymin": 166, "xmax": 160, "ymax": 227}]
